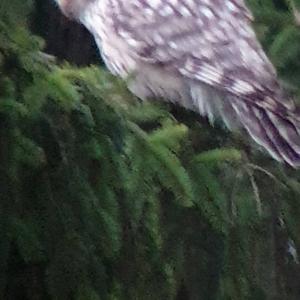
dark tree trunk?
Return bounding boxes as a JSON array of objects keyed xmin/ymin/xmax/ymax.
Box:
[{"xmin": 32, "ymin": 0, "xmax": 100, "ymax": 65}]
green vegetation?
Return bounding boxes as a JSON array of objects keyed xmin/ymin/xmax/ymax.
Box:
[{"xmin": 0, "ymin": 0, "xmax": 299, "ymax": 299}]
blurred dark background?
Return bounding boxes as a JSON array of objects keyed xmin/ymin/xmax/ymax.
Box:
[{"xmin": 32, "ymin": 0, "xmax": 100, "ymax": 65}]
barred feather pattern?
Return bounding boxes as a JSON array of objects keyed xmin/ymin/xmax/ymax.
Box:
[{"xmin": 59, "ymin": 0, "xmax": 300, "ymax": 167}]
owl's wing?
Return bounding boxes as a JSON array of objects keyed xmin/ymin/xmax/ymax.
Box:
[{"xmin": 106, "ymin": 0, "xmax": 300, "ymax": 166}]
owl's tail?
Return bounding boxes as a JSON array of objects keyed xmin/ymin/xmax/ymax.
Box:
[
  {"xmin": 230, "ymin": 99, "xmax": 300, "ymax": 168},
  {"xmin": 190, "ymin": 83, "xmax": 300, "ymax": 167}
]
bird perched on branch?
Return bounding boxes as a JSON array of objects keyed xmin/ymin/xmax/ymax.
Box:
[{"xmin": 55, "ymin": 0, "xmax": 300, "ymax": 167}]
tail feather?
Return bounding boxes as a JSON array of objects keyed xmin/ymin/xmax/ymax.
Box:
[
  {"xmin": 189, "ymin": 83, "xmax": 300, "ymax": 167},
  {"xmin": 258, "ymin": 108, "xmax": 299, "ymax": 166},
  {"xmin": 232, "ymin": 100, "xmax": 300, "ymax": 167},
  {"xmin": 231, "ymin": 102, "xmax": 283, "ymax": 163}
]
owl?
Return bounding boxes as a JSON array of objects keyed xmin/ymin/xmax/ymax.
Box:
[{"xmin": 55, "ymin": 0, "xmax": 300, "ymax": 167}]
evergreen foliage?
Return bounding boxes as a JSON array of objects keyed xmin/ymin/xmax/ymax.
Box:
[{"xmin": 0, "ymin": 0, "xmax": 300, "ymax": 299}]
